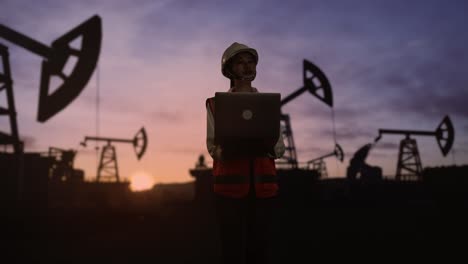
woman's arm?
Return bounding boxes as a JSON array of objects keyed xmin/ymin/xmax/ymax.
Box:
[{"xmin": 206, "ymin": 104, "xmax": 223, "ymax": 160}]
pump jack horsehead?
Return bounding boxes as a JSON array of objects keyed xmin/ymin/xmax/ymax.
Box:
[
  {"xmin": 0, "ymin": 15, "xmax": 102, "ymax": 124},
  {"xmin": 277, "ymin": 60, "xmax": 335, "ymax": 169}
]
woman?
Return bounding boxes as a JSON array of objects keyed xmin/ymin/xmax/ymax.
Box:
[{"xmin": 206, "ymin": 42, "xmax": 285, "ymax": 264}]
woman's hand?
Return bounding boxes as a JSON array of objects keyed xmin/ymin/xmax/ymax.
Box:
[{"xmin": 214, "ymin": 145, "xmax": 223, "ymax": 160}]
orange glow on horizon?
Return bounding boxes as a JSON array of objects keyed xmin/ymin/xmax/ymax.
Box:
[{"xmin": 129, "ymin": 171, "xmax": 155, "ymax": 192}]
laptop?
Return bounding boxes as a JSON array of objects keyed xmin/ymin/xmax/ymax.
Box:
[{"xmin": 214, "ymin": 92, "xmax": 281, "ymax": 157}]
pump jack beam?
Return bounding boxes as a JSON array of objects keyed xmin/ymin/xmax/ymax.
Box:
[
  {"xmin": 307, "ymin": 143, "xmax": 344, "ymax": 164},
  {"xmin": 0, "ymin": 15, "xmax": 102, "ymax": 122},
  {"xmin": 281, "ymin": 60, "xmax": 333, "ymax": 107},
  {"xmin": 81, "ymin": 127, "xmax": 147, "ymax": 160},
  {"xmin": 375, "ymin": 115, "xmax": 454, "ymax": 156}
]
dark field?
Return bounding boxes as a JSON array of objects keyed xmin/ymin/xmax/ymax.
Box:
[{"xmin": 5, "ymin": 176, "xmax": 468, "ymax": 263}]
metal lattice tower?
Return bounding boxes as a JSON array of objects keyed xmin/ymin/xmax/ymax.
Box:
[
  {"xmin": 279, "ymin": 113, "xmax": 298, "ymax": 168},
  {"xmin": 0, "ymin": 43, "xmax": 22, "ymax": 154},
  {"xmin": 97, "ymin": 144, "xmax": 120, "ymax": 182},
  {"xmin": 396, "ymin": 137, "xmax": 423, "ymax": 181}
]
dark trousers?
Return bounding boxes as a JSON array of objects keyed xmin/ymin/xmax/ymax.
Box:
[{"xmin": 215, "ymin": 193, "xmax": 278, "ymax": 264}]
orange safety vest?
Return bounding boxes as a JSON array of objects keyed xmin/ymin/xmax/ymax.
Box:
[{"xmin": 206, "ymin": 97, "xmax": 279, "ymax": 198}]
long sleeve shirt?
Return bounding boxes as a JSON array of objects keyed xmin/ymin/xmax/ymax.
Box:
[{"xmin": 206, "ymin": 87, "xmax": 286, "ymax": 160}]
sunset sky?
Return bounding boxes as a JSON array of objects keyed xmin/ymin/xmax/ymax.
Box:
[{"xmin": 1, "ymin": 0, "xmax": 467, "ymax": 184}]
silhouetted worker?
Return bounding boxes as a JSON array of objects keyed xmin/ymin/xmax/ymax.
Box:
[
  {"xmin": 206, "ymin": 42, "xmax": 285, "ymax": 264},
  {"xmin": 346, "ymin": 143, "xmax": 382, "ymax": 181},
  {"xmin": 196, "ymin": 154, "xmax": 207, "ymax": 168}
]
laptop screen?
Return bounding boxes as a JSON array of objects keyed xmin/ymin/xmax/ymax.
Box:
[{"xmin": 214, "ymin": 92, "xmax": 280, "ymax": 156}]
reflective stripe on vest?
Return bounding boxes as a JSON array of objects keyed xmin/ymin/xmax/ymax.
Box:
[
  {"xmin": 207, "ymin": 97, "xmax": 279, "ymax": 198},
  {"xmin": 213, "ymin": 174, "xmax": 278, "ymax": 184}
]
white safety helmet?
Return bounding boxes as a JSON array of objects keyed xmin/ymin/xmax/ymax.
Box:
[{"xmin": 221, "ymin": 42, "xmax": 258, "ymax": 79}]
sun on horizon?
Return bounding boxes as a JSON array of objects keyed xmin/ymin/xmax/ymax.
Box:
[{"xmin": 129, "ymin": 171, "xmax": 155, "ymax": 192}]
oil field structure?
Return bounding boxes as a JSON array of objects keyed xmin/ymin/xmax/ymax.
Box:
[
  {"xmin": 1, "ymin": 14, "xmax": 467, "ymax": 263},
  {"xmin": 0, "ymin": 14, "xmax": 155, "ymax": 210},
  {"xmin": 1, "ymin": 12, "xmax": 466, "ymax": 210},
  {"xmin": 47, "ymin": 126, "xmax": 148, "ymax": 208},
  {"xmin": 1, "ymin": 15, "xmax": 144, "ymax": 212},
  {"xmin": 0, "ymin": 15, "xmax": 104, "ymax": 210}
]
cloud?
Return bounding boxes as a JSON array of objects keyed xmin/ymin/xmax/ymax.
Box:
[
  {"xmin": 150, "ymin": 110, "xmax": 184, "ymax": 123},
  {"xmin": 374, "ymin": 142, "xmax": 400, "ymax": 150},
  {"xmin": 298, "ymin": 145, "xmax": 333, "ymax": 156},
  {"xmin": 161, "ymin": 146, "xmax": 204, "ymax": 155},
  {"xmin": 316, "ymin": 126, "xmax": 375, "ymax": 142}
]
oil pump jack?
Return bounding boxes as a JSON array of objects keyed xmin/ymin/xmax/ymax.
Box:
[
  {"xmin": 278, "ymin": 60, "xmax": 333, "ymax": 169},
  {"xmin": 0, "ymin": 15, "xmax": 101, "ymax": 202},
  {"xmin": 0, "ymin": 15, "xmax": 101, "ymax": 124},
  {"xmin": 0, "ymin": 16, "xmax": 101, "ymax": 152},
  {"xmin": 306, "ymin": 143, "xmax": 344, "ymax": 179},
  {"xmin": 374, "ymin": 115, "xmax": 454, "ymax": 181},
  {"xmin": 80, "ymin": 127, "xmax": 148, "ymax": 182}
]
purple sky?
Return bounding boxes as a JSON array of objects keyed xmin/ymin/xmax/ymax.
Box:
[{"xmin": 1, "ymin": 0, "xmax": 467, "ymax": 183}]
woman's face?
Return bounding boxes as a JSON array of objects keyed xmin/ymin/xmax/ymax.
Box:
[{"xmin": 230, "ymin": 52, "xmax": 257, "ymax": 81}]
